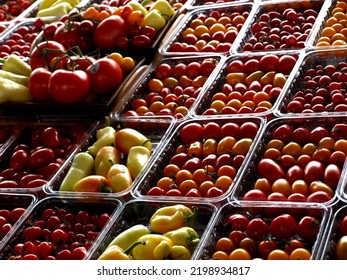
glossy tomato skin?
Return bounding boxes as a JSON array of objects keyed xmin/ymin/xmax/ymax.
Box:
[
  {"xmin": 258, "ymin": 158, "xmax": 285, "ymax": 183},
  {"xmin": 29, "ymin": 41, "xmax": 66, "ymax": 71},
  {"xmin": 49, "ymin": 69, "xmax": 90, "ymax": 104},
  {"xmin": 297, "ymin": 216, "xmax": 320, "ymax": 242},
  {"xmin": 93, "ymin": 15, "xmax": 127, "ymax": 52},
  {"xmin": 303, "ymin": 160, "xmax": 324, "ymax": 183},
  {"xmin": 53, "ymin": 22, "xmax": 81, "ymax": 50},
  {"xmin": 87, "ymin": 58, "xmax": 123, "ymax": 95},
  {"xmin": 227, "ymin": 213, "xmax": 250, "ymax": 231},
  {"xmin": 180, "ymin": 123, "xmax": 204, "ymax": 144},
  {"xmin": 28, "ymin": 68, "xmax": 53, "ymax": 101},
  {"xmin": 271, "ymin": 124, "xmax": 292, "ymax": 142},
  {"xmin": 245, "ymin": 218, "xmax": 269, "ymax": 240},
  {"xmin": 269, "ymin": 214, "xmax": 298, "ymax": 240}
]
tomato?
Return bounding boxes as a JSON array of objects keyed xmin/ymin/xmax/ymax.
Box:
[
  {"xmin": 259, "ymin": 54, "xmax": 279, "ymax": 72},
  {"xmin": 284, "ymin": 239, "xmax": 304, "ymax": 255},
  {"xmin": 41, "ymin": 127, "xmax": 61, "ymax": 149},
  {"xmin": 180, "ymin": 123, "xmax": 204, "ymax": 144},
  {"xmin": 310, "ymin": 126, "xmax": 329, "ymax": 144},
  {"xmin": 53, "ymin": 22, "xmax": 81, "ymax": 50},
  {"xmin": 131, "ymin": 34, "xmax": 152, "ymax": 48},
  {"xmin": 243, "ymin": 189, "xmax": 267, "ymax": 201},
  {"xmin": 323, "ymin": 164, "xmax": 341, "ymax": 189},
  {"xmin": 28, "ymin": 148, "xmax": 55, "ymax": 170},
  {"xmin": 93, "ymin": 15, "xmax": 127, "ymax": 52},
  {"xmin": 269, "ymin": 214, "xmax": 297, "ymax": 240},
  {"xmin": 220, "ymin": 123, "xmax": 240, "ymax": 139},
  {"xmin": 303, "ymin": 160, "xmax": 324, "ymax": 184},
  {"xmin": 286, "ymin": 165, "xmax": 304, "ymax": 184},
  {"xmin": 245, "ymin": 218, "xmax": 269, "ymax": 240},
  {"xmin": 330, "ymin": 123, "xmax": 347, "ymax": 140},
  {"xmin": 155, "ymin": 63, "xmax": 172, "ymax": 80},
  {"xmin": 66, "ymin": 55, "xmax": 96, "ymax": 71},
  {"xmin": 337, "ymin": 236, "xmax": 347, "ymax": 260},
  {"xmin": 297, "ymin": 216, "xmax": 320, "ymax": 242},
  {"xmin": 258, "ymin": 239, "xmax": 278, "ymax": 259},
  {"xmin": 292, "ymin": 127, "xmax": 311, "ymax": 145},
  {"xmin": 339, "ymin": 215, "xmax": 347, "ymax": 236},
  {"xmin": 29, "ymin": 41, "xmax": 66, "ymax": 71},
  {"xmin": 271, "ymin": 124, "xmax": 292, "ymax": 143},
  {"xmin": 9, "ymin": 149, "xmax": 29, "ymax": 171},
  {"xmin": 257, "ymin": 158, "xmax": 285, "ymax": 183},
  {"xmin": 203, "ymin": 122, "xmax": 222, "ymax": 140},
  {"xmin": 277, "ymin": 55, "xmax": 297, "ymax": 75},
  {"xmin": 181, "ymin": 157, "xmax": 202, "ymax": 173},
  {"xmin": 306, "ymin": 190, "xmax": 332, "ymax": 203},
  {"xmin": 239, "ymin": 122, "xmax": 259, "ymax": 139},
  {"xmin": 227, "ymin": 213, "xmax": 250, "ymax": 231},
  {"xmin": 49, "ymin": 69, "xmax": 90, "ymax": 104},
  {"xmin": 87, "ymin": 57, "xmax": 123, "ymax": 96},
  {"xmin": 239, "ymin": 237, "xmax": 258, "ymax": 257},
  {"xmin": 8, "ymin": 208, "xmax": 26, "ymax": 223},
  {"xmin": 28, "ymin": 68, "xmax": 52, "ymax": 101}
]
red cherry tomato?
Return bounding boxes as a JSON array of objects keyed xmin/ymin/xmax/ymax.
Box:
[
  {"xmin": 28, "ymin": 67, "xmax": 52, "ymax": 101},
  {"xmin": 269, "ymin": 214, "xmax": 298, "ymax": 240},
  {"xmin": 258, "ymin": 158, "xmax": 285, "ymax": 183},
  {"xmin": 180, "ymin": 123, "xmax": 204, "ymax": 144},
  {"xmin": 297, "ymin": 216, "xmax": 320, "ymax": 242}
]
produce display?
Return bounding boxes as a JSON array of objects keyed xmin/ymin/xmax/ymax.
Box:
[
  {"xmin": 193, "ymin": 52, "xmax": 298, "ymax": 117},
  {"xmin": 89, "ymin": 200, "xmax": 216, "ymax": 260},
  {"xmin": 0, "ymin": 0, "xmax": 346, "ymax": 262},
  {"xmin": 198, "ymin": 202, "xmax": 328, "ymax": 260}
]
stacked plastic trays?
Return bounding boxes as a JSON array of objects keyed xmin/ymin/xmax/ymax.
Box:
[{"xmin": 1, "ymin": 0, "xmax": 347, "ymax": 262}]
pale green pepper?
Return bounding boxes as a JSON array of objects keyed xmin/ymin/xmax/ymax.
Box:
[
  {"xmin": 88, "ymin": 125, "xmax": 116, "ymax": 157},
  {"xmin": 97, "ymin": 241, "xmax": 145, "ymax": 260},
  {"xmin": 0, "ymin": 55, "xmax": 32, "ymax": 77},
  {"xmin": 0, "ymin": 77, "xmax": 32, "ymax": 103},
  {"xmin": 36, "ymin": 2, "xmax": 73, "ymax": 18},
  {"xmin": 149, "ymin": 0, "xmax": 175, "ymax": 20},
  {"xmin": 59, "ymin": 152, "xmax": 94, "ymax": 191},
  {"xmin": 163, "ymin": 227, "xmax": 200, "ymax": 251},
  {"xmin": 169, "ymin": 245, "xmax": 192, "ymax": 260},
  {"xmin": 94, "ymin": 146, "xmax": 122, "ymax": 177},
  {"xmin": 141, "ymin": 9, "xmax": 166, "ymax": 31},
  {"xmin": 128, "ymin": 0, "xmax": 148, "ymax": 15},
  {"xmin": 0, "ymin": 70, "xmax": 29, "ymax": 86},
  {"xmin": 107, "ymin": 224, "xmax": 151, "ymax": 250},
  {"xmin": 126, "ymin": 145, "xmax": 151, "ymax": 180}
]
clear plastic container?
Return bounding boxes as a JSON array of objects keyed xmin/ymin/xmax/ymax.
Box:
[
  {"xmin": 308, "ymin": 0, "xmax": 347, "ymax": 49},
  {"xmin": 195, "ymin": 200, "xmax": 331, "ymax": 260},
  {"xmin": 0, "ymin": 192, "xmax": 37, "ymax": 253},
  {"xmin": 274, "ymin": 47, "xmax": 347, "ymax": 117},
  {"xmin": 232, "ymin": 115, "xmax": 347, "ymax": 206},
  {"xmin": 159, "ymin": 2, "xmax": 254, "ymax": 56},
  {"xmin": 87, "ymin": 198, "xmax": 218, "ymax": 260},
  {"xmin": 186, "ymin": 0, "xmax": 253, "ymax": 11},
  {"xmin": 0, "ymin": 119, "xmax": 92, "ymax": 196},
  {"xmin": 0, "ymin": 195, "xmax": 121, "ymax": 260},
  {"xmin": 191, "ymin": 50, "xmax": 302, "ymax": 119},
  {"xmin": 132, "ymin": 116, "xmax": 266, "ymax": 204},
  {"xmin": 44, "ymin": 115, "xmax": 176, "ymax": 200},
  {"xmin": 110, "ymin": 54, "xmax": 225, "ymax": 120},
  {"xmin": 234, "ymin": 0, "xmax": 329, "ymax": 53}
]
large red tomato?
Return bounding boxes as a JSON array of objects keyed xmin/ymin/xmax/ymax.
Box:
[
  {"xmin": 93, "ymin": 15, "xmax": 127, "ymax": 52},
  {"xmin": 29, "ymin": 41, "xmax": 66, "ymax": 71},
  {"xmin": 86, "ymin": 57, "xmax": 123, "ymax": 95},
  {"xmin": 28, "ymin": 67, "xmax": 52, "ymax": 101},
  {"xmin": 53, "ymin": 22, "xmax": 81, "ymax": 50},
  {"xmin": 49, "ymin": 69, "xmax": 90, "ymax": 104}
]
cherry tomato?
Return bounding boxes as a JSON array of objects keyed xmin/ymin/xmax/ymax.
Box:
[
  {"xmin": 28, "ymin": 68, "xmax": 52, "ymax": 102},
  {"xmin": 330, "ymin": 123, "xmax": 347, "ymax": 140},
  {"xmin": 271, "ymin": 124, "xmax": 292, "ymax": 143},
  {"xmin": 180, "ymin": 123, "xmax": 204, "ymax": 144},
  {"xmin": 246, "ymin": 218, "xmax": 269, "ymax": 240},
  {"xmin": 28, "ymin": 148, "xmax": 55, "ymax": 170},
  {"xmin": 9, "ymin": 149, "xmax": 29, "ymax": 171},
  {"xmin": 297, "ymin": 216, "xmax": 320, "ymax": 242},
  {"xmin": 269, "ymin": 214, "xmax": 297, "ymax": 240},
  {"xmin": 258, "ymin": 158, "xmax": 285, "ymax": 183},
  {"xmin": 304, "ymin": 160, "xmax": 324, "ymax": 184},
  {"xmin": 227, "ymin": 213, "xmax": 250, "ymax": 231},
  {"xmin": 53, "ymin": 21, "xmax": 81, "ymax": 50},
  {"xmin": 29, "ymin": 41, "xmax": 66, "ymax": 70}
]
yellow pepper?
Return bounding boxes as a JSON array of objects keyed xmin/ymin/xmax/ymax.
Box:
[
  {"xmin": 94, "ymin": 146, "xmax": 121, "ymax": 177},
  {"xmin": 0, "ymin": 77, "xmax": 32, "ymax": 103},
  {"xmin": 149, "ymin": 0, "xmax": 175, "ymax": 21},
  {"xmin": 97, "ymin": 241, "xmax": 145, "ymax": 260},
  {"xmin": 72, "ymin": 175, "xmax": 112, "ymax": 193},
  {"xmin": 36, "ymin": 2, "xmax": 73, "ymax": 18},
  {"xmin": 169, "ymin": 245, "xmax": 191, "ymax": 260},
  {"xmin": 106, "ymin": 163, "xmax": 133, "ymax": 193},
  {"xmin": 107, "ymin": 224, "xmax": 151, "ymax": 250},
  {"xmin": 127, "ymin": 0, "xmax": 148, "ymax": 16},
  {"xmin": 0, "ymin": 70, "xmax": 29, "ymax": 86},
  {"xmin": 132, "ymin": 234, "xmax": 173, "ymax": 260},
  {"xmin": 115, "ymin": 128, "xmax": 152, "ymax": 154},
  {"xmin": 141, "ymin": 9, "xmax": 166, "ymax": 31},
  {"xmin": 88, "ymin": 125, "xmax": 116, "ymax": 157},
  {"xmin": 163, "ymin": 227, "xmax": 200, "ymax": 251},
  {"xmin": 126, "ymin": 145, "xmax": 151, "ymax": 180},
  {"xmin": 150, "ymin": 204, "xmax": 198, "ymax": 234}
]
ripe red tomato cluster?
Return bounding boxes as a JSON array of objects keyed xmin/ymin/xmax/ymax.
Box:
[
  {"xmin": 200, "ymin": 54, "xmax": 297, "ymax": 116},
  {"xmin": 241, "ymin": 2, "xmax": 320, "ymax": 52},
  {"xmin": 0, "ymin": 207, "xmax": 26, "ymax": 239},
  {"xmin": 241, "ymin": 121, "xmax": 347, "ymax": 204},
  {"xmin": 146, "ymin": 120, "xmax": 260, "ymax": 198},
  {"xmin": 208, "ymin": 206, "xmax": 322, "ymax": 260},
  {"xmin": 124, "ymin": 58, "xmax": 218, "ymax": 118},
  {"xmin": 0, "ymin": 0, "xmax": 32, "ymax": 22},
  {"xmin": 0, "ymin": 124, "xmax": 87, "ymax": 191},
  {"xmin": 284, "ymin": 61, "xmax": 347, "ymax": 114},
  {"xmin": 168, "ymin": 7, "xmax": 250, "ymax": 53},
  {"xmin": 2, "ymin": 206, "xmax": 111, "ymax": 260}
]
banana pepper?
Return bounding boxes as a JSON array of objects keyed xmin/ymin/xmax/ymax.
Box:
[
  {"xmin": 126, "ymin": 145, "xmax": 151, "ymax": 180},
  {"xmin": 115, "ymin": 128, "xmax": 152, "ymax": 154},
  {"xmin": 0, "ymin": 77, "xmax": 32, "ymax": 103},
  {"xmin": 72, "ymin": 175, "xmax": 112, "ymax": 193},
  {"xmin": 94, "ymin": 146, "xmax": 121, "ymax": 177},
  {"xmin": 0, "ymin": 70, "xmax": 29, "ymax": 86},
  {"xmin": 132, "ymin": 234, "xmax": 173, "ymax": 260},
  {"xmin": 141, "ymin": 9, "xmax": 166, "ymax": 31},
  {"xmin": 169, "ymin": 245, "xmax": 191, "ymax": 260},
  {"xmin": 88, "ymin": 125, "xmax": 116, "ymax": 157},
  {"xmin": 0, "ymin": 55, "xmax": 32, "ymax": 77},
  {"xmin": 106, "ymin": 163, "xmax": 133, "ymax": 193},
  {"xmin": 150, "ymin": 204, "xmax": 198, "ymax": 234},
  {"xmin": 97, "ymin": 241, "xmax": 145, "ymax": 260},
  {"xmin": 107, "ymin": 224, "xmax": 151, "ymax": 251},
  {"xmin": 149, "ymin": 0, "xmax": 175, "ymax": 21},
  {"xmin": 163, "ymin": 227, "xmax": 200, "ymax": 251},
  {"xmin": 59, "ymin": 152, "xmax": 94, "ymax": 191},
  {"xmin": 36, "ymin": 2, "xmax": 73, "ymax": 18}
]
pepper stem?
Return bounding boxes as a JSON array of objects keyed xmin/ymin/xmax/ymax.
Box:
[
  {"xmin": 184, "ymin": 207, "xmax": 198, "ymax": 227},
  {"xmin": 124, "ymin": 240, "xmax": 146, "ymax": 255}
]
